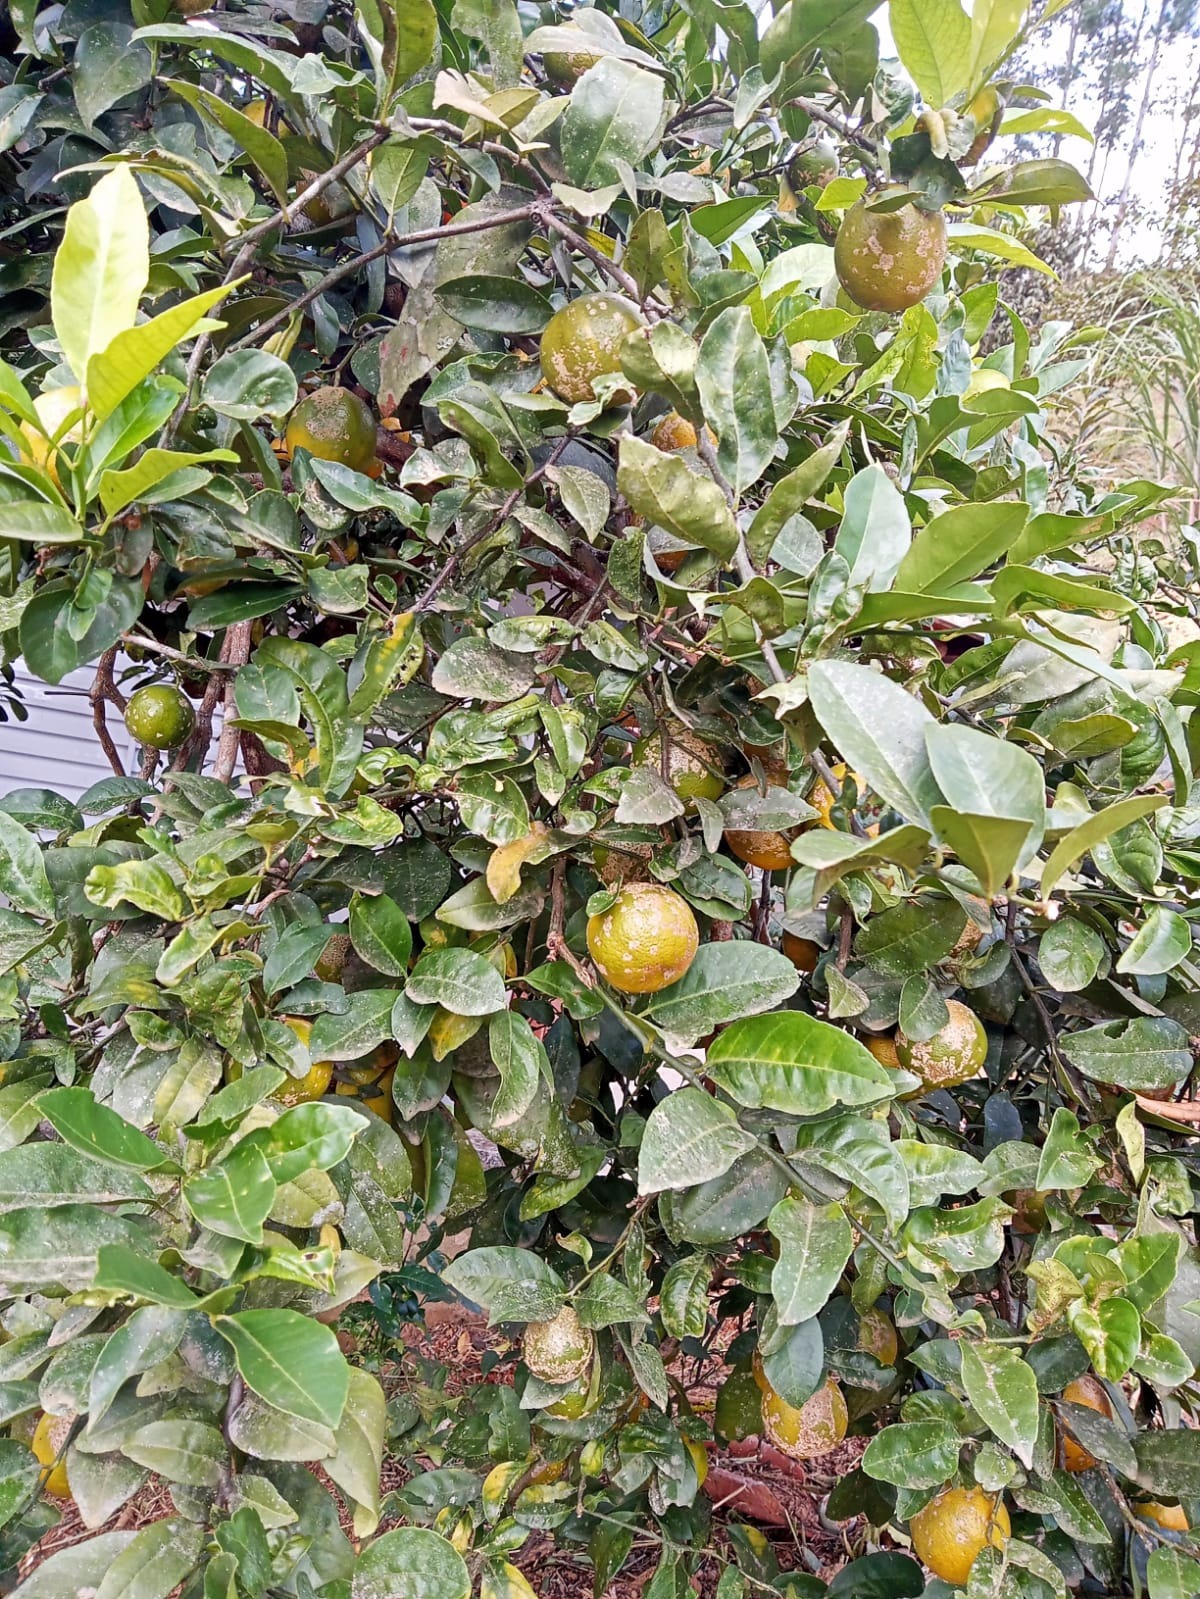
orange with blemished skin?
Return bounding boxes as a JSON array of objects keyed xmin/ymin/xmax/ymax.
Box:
[
  {"xmin": 897, "ymin": 999, "xmax": 987, "ymax": 1096},
  {"xmin": 911, "ymin": 1486, "xmax": 1010, "ymax": 1584},
  {"xmin": 285, "ymin": 387, "xmax": 377, "ymax": 474},
  {"xmin": 761, "ymin": 1376, "xmax": 847, "ymax": 1460},
  {"xmin": 586, "ymin": 884, "xmax": 699, "ymax": 994},
  {"xmin": 724, "ymin": 774, "xmax": 798, "ymax": 872},
  {"xmin": 863, "ymin": 1033, "xmax": 902, "ymax": 1072},
  {"xmin": 539, "ymin": 294, "xmax": 641, "ymax": 405},
  {"xmin": 834, "ymin": 190, "xmax": 948, "ymax": 313}
]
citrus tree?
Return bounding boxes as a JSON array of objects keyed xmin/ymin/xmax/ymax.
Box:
[{"xmin": 0, "ymin": 1, "xmax": 1199, "ymax": 1597}]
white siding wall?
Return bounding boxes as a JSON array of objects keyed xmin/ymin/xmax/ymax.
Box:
[{"xmin": 0, "ymin": 668, "xmax": 141, "ymax": 802}]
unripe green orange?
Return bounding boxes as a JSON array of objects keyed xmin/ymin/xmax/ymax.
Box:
[
  {"xmin": 124, "ymin": 684, "xmax": 196, "ymax": 750},
  {"xmin": 539, "ymin": 294, "xmax": 641, "ymax": 405},
  {"xmin": 834, "ymin": 190, "xmax": 948, "ymax": 313}
]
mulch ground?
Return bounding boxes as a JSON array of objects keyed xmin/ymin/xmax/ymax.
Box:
[{"xmin": 20, "ymin": 1303, "xmax": 872, "ymax": 1594}]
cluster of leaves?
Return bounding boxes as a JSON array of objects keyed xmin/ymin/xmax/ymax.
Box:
[{"xmin": 3, "ymin": 0, "xmax": 1200, "ymax": 1597}]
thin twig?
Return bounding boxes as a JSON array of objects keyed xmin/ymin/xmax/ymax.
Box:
[
  {"xmin": 225, "ymin": 127, "xmax": 389, "ymax": 255},
  {"xmin": 788, "ymin": 97, "xmax": 879, "ymax": 155},
  {"xmin": 212, "ymin": 621, "xmax": 253, "ymax": 783},
  {"xmin": 89, "ymin": 648, "xmax": 127, "ymax": 777},
  {"xmin": 541, "ymin": 210, "xmax": 641, "ymax": 301}
]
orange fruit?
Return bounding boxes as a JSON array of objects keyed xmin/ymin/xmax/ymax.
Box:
[
  {"xmin": 964, "ymin": 87, "xmax": 1005, "ymax": 165},
  {"xmin": 724, "ymin": 774, "xmax": 798, "ymax": 872},
  {"xmin": 896, "ymin": 999, "xmax": 986, "ymax": 1096},
  {"xmin": 782, "ymin": 931, "xmax": 820, "ymax": 973},
  {"xmin": 633, "ymin": 723, "xmax": 724, "ymax": 804},
  {"xmin": 586, "ymin": 884, "xmax": 699, "ymax": 994},
  {"xmin": 124, "ymin": 684, "xmax": 196, "ymax": 751},
  {"xmin": 863, "ymin": 1033, "xmax": 901, "ymax": 1072},
  {"xmin": 834, "ymin": 190, "xmax": 948, "ymax": 313},
  {"xmin": 31, "ymin": 1412, "xmax": 71, "ymax": 1499},
  {"xmin": 544, "ymin": 48, "xmax": 601, "ymax": 85},
  {"xmin": 761, "ymin": 1376, "xmax": 847, "ymax": 1461},
  {"xmin": 19, "ymin": 385, "xmax": 84, "ymax": 487},
  {"xmin": 911, "ymin": 1486, "xmax": 1010, "ymax": 1585},
  {"xmin": 285, "ymin": 387, "xmax": 377, "ymax": 473},
  {"xmin": 275, "ymin": 1018, "xmax": 333, "ymax": 1106},
  {"xmin": 539, "ymin": 294, "xmax": 641, "ymax": 405},
  {"xmin": 1138, "ymin": 1500, "xmax": 1189, "ymax": 1532},
  {"xmin": 522, "ymin": 1306, "xmax": 594, "ymax": 1384},
  {"xmin": 790, "ymin": 140, "xmax": 839, "ymax": 189},
  {"xmin": 858, "ymin": 1307, "xmax": 899, "ymax": 1365},
  {"xmin": 1059, "ymin": 1375, "xmax": 1113, "ymax": 1472}
]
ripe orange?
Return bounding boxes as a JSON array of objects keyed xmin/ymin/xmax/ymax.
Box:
[
  {"xmin": 896, "ymin": 999, "xmax": 986, "ymax": 1096},
  {"xmin": 522, "ymin": 1306, "xmax": 594, "ymax": 1384},
  {"xmin": 649, "ymin": 412, "xmax": 716, "ymax": 453},
  {"xmin": 31, "ymin": 1412, "xmax": 72, "ymax": 1499},
  {"xmin": 911, "ymin": 1486, "xmax": 1010, "ymax": 1584},
  {"xmin": 1059, "ymin": 1375, "xmax": 1113, "ymax": 1471},
  {"xmin": 276, "ymin": 1018, "xmax": 333, "ymax": 1106},
  {"xmin": 539, "ymin": 294, "xmax": 641, "ymax": 405},
  {"xmin": 782, "ymin": 931, "xmax": 820, "ymax": 973},
  {"xmin": 124, "ymin": 684, "xmax": 196, "ymax": 751},
  {"xmin": 834, "ymin": 190, "xmax": 948, "ymax": 313},
  {"xmin": 1138, "ymin": 1500, "xmax": 1189, "ymax": 1532},
  {"xmin": 863, "ymin": 1033, "xmax": 902, "ymax": 1072},
  {"xmin": 761, "ymin": 1376, "xmax": 847, "ymax": 1460},
  {"xmin": 724, "ymin": 774, "xmax": 798, "ymax": 872},
  {"xmin": 285, "ymin": 387, "xmax": 377, "ymax": 473},
  {"xmin": 586, "ymin": 884, "xmax": 699, "ymax": 994}
]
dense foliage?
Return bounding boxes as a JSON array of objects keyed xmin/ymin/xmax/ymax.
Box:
[{"xmin": 1, "ymin": 1, "xmax": 1199, "ymax": 1597}]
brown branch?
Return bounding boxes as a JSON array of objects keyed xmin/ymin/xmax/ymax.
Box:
[
  {"xmin": 225, "ymin": 126, "xmax": 388, "ymax": 256},
  {"xmin": 787, "ymin": 97, "xmax": 879, "ymax": 155},
  {"xmin": 89, "ymin": 648, "xmax": 127, "ymax": 777},
  {"xmin": 229, "ymin": 204, "xmax": 538, "ymax": 354},
  {"xmin": 541, "ymin": 211, "xmax": 641, "ymax": 301},
  {"xmin": 212, "ymin": 621, "xmax": 253, "ymax": 783}
]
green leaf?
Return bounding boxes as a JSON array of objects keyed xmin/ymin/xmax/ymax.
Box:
[
  {"xmin": 0, "ymin": 1143, "xmax": 151, "ymax": 1210},
  {"xmin": 761, "ymin": 0, "xmax": 877, "ymax": 84},
  {"xmin": 1041, "ymin": 793, "xmax": 1167, "ymax": 896},
  {"xmin": 93, "ymin": 1244, "xmax": 200, "ymax": 1308},
  {"xmin": 73, "ymin": 22, "xmax": 152, "ymax": 131},
  {"xmin": 9, "ymin": 1534, "xmax": 139, "ymax": 1597},
  {"xmin": 1038, "ymin": 918, "xmax": 1106, "ymax": 993},
  {"xmin": 398, "ymin": 0, "xmax": 438, "ymax": 85},
  {"xmin": 617, "ymin": 435, "xmax": 738, "ymax": 559},
  {"xmin": 168, "ymin": 81, "xmax": 289, "ymax": 204},
  {"xmin": 644, "ymin": 943, "xmax": 799, "ymax": 1040},
  {"xmin": 793, "ymin": 1116, "xmax": 910, "ymax": 1231},
  {"xmin": 807, "ymin": 660, "xmax": 942, "ymax": 827},
  {"xmin": 926, "ymin": 722, "xmax": 1045, "ymax": 870},
  {"xmin": 696, "ymin": 307, "xmax": 775, "ymax": 495},
  {"xmin": 947, "ymin": 222, "xmax": 1054, "ymax": 274},
  {"xmin": 352, "ymin": 1528, "xmax": 470, "ymax": 1599},
  {"xmin": 51, "ymin": 167, "xmax": 148, "ymax": 386},
  {"xmin": 832, "ymin": 465, "xmax": 910, "ymax": 594},
  {"xmin": 930, "ymin": 810, "xmax": 1031, "ymax": 899},
  {"xmin": 93, "ymin": 1517, "xmax": 203, "ymax": 1599},
  {"xmin": 972, "ymin": 157, "xmax": 1093, "ymax": 208},
  {"xmin": 1147, "ymin": 1546, "xmax": 1200, "ymax": 1599},
  {"xmin": 1070, "ymin": 1296, "xmax": 1140, "ymax": 1381},
  {"xmin": 203, "ymin": 351, "xmax": 298, "ymax": 421},
  {"xmin": 324, "ymin": 1366, "xmax": 386, "ymax": 1536},
  {"xmin": 86, "ymin": 284, "xmax": 232, "ymax": 422},
  {"xmin": 0, "ymin": 811, "xmax": 55, "ymax": 918},
  {"xmin": 706, "ymin": 1011, "xmax": 895, "ymax": 1116},
  {"xmin": 660, "ymin": 1254, "xmax": 712, "ymax": 1339},
  {"xmin": 89, "ymin": 1305, "xmax": 186, "ymax": 1425},
  {"xmin": 637, "ymin": 1088, "xmax": 757, "ymax": 1195},
  {"xmin": 85, "ymin": 859, "xmax": 185, "ymax": 921},
  {"xmin": 36, "ymin": 1088, "xmax": 165, "ymax": 1172},
  {"xmin": 184, "ymin": 1142, "xmax": 276, "ymax": 1244},
  {"xmin": 122, "ymin": 1421, "xmax": 227, "ymax": 1487},
  {"xmin": 441, "ymin": 1246, "xmax": 566, "ymax": 1323},
  {"xmin": 309, "ymin": 988, "xmax": 399, "ymax": 1062},
  {"xmin": 488, "ymin": 1011, "xmax": 548, "ymax": 1129},
  {"xmin": 1036, "ymin": 1108, "xmax": 1101, "ymax": 1190},
  {"xmin": 768, "ymin": 1196, "xmax": 853, "ymax": 1326},
  {"xmin": 0, "ymin": 501, "xmax": 84, "ymax": 545},
  {"xmin": 1061, "ymin": 1017, "xmax": 1192, "ymax": 1095},
  {"xmin": 407, "ymin": 948, "xmax": 508, "ymax": 1016},
  {"xmin": 895, "ymin": 501, "xmax": 1028, "ymax": 592},
  {"xmin": 250, "ymin": 1102, "xmax": 364, "ymax": 1184},
  {"xmin": 98, "ymin": 447, "xmax": 237, "ymax": 517},
  {"xmin": 746, "ymin": 425, "xmax": 848, "ymax": 566},
  {"xmin": 968, "ymin": 0, "xmax": 1028, "ymax": 90},
  {"xmin": 561, "ymin": 59, "xmax": 665, "ymax": 190},
  {"xmin": 436, "ymin": 276, "xmax": 553, "ymax": 334},
  {"xmin": 214, "ymin": 1309, "xmax": 349, "ymax": 1429},
  {"xmin": 889, "ymin": 0, "xmax": 971, "ymax": 105},
  {"xmin": 1135, "ymin": 1430, "xmax": 1200, "ymax": 1500},
  {"xmin": 959, "ymin": 1341, "xmax": 1038, "ymax": 1467},
  {"xmin": 1117, "ymin": 908, "xmax": 1191, "ymax": 977},
  {"xmin": 349, "ymin": 892, "xmax": 413, "ymax": 978},
  {"xmin": 862, "ymin": 1419, "xmax": 962, "ymax": 1489}
]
